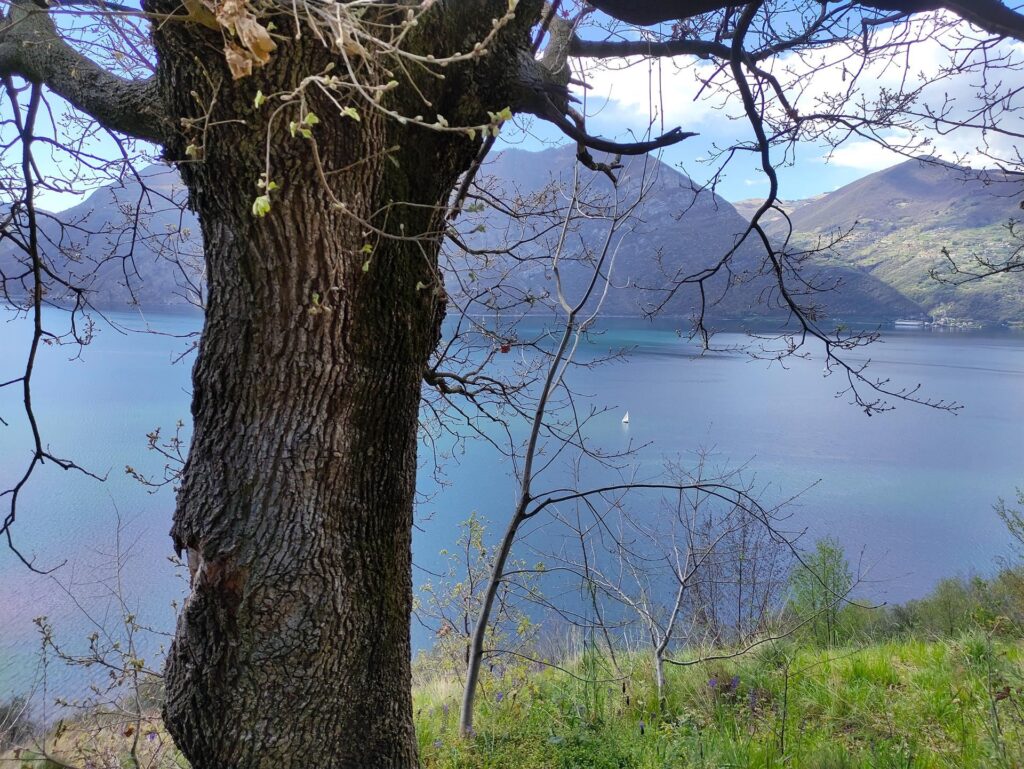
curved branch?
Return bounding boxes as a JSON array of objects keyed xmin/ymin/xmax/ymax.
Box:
[
  {"xmin": 544, "ymin": 102, "xmax": 698, "ymax": 155},
  {"xmin": 511, "ymin": 14, "xmax": 697, "ymax": 170},
  {"xmin": 587, "ymin": 0, "xmax": 1024, "ymax": 43},
  {"xmin": 942, "ymin": 0, "xmax": 1024, "ymax": 39},
  {"xmin": 0, "ymin": 0, "xmax": 166, "ymax": 143},
  {"xmin": 586, "ymin": 0, "xmax": 734, "ymax": 26},
  {"xmin": 570, "ymin": 35, "xmax": 731, "ymax": 60}
]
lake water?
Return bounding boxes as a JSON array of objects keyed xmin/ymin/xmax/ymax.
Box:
[{"xmin": 1, "ymin": 310, "xmax": 1022, "ymax": 701}]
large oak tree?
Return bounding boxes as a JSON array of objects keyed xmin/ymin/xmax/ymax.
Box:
[{"xmin": 2, "ymin": 1, "xmax": 1024, "ymax": 767}]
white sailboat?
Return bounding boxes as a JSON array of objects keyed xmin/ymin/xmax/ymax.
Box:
[{"xmin": 621, "ymin": 411, "xmax": 630, "ymax": 424}]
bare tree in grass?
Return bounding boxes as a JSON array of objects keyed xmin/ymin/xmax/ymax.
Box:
[
  {"xmin": 533, "ymin": 459, "xmax": 796, "ymax": 709},
  {"xmin": 457, "ymin": 153, "xmax": 656, "ymax": 735}
]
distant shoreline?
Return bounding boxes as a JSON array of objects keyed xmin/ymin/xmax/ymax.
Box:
[{"xmin": 5, "ymin": 302, "xmax": 1022, "ymax": 336}]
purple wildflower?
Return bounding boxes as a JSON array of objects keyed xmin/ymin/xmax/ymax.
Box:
[
  {"xmin": 495, "ymin": 691, "xmax": 504, "ymax": 703},
  {"xmin": 433, "ymin": 739, "xmax": 443, "ymax": 749},
  {"xmin": 146, "ymin": 731, "xmax": 157, "ymax": 742},
  {"xmin": 708, "ymin": 677, "xmax": 718, "ymax": 689},
  {"xmin": 731, "ymin": 675, "xmax": 741, "ymax": 689}
]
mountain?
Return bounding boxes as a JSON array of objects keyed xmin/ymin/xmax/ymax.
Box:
[
  {"xmin": 763, "ymin": 158, "xmax": 1024, "ymax": 325},
  {"xmin": 454, "ymin": 146, "xmax": 922, "ymax": 323},
  {"xmin": 0, "ymin": 164, "xmax": 203, "ymax": 312},
  {"xmin": 731, "ymin": 195, "xmax": 825, "ymax": 225},
  {"xmin": 2, "ymin": 149, "xmax": 936, "ymax": 324}
]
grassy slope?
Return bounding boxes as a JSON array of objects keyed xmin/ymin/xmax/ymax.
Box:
[
  {"xmin": 414, "ymin": 636, "xmax": 1024, "ymax": 769},
  {"xmin": 7, "ymin": 635, "xmax": 1023, "ymax": 768}
]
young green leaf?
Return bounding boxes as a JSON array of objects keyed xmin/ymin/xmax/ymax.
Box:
[{"xmin": 252, "ymin": 195, "xmax": 272, "ymax": 217}]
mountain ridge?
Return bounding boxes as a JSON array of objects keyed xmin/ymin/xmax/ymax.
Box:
[
  {"xmin": 746, "ymin": 157, "xmax": 1024, "ymax": 325},
  {"xmin": 5, "ymin": 151, "xmax": 1016, "ymax": 325}
]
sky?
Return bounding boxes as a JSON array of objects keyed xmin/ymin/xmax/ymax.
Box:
[
  {"xmin": 12, "ymin": 8, "xmax": 1024, "ymax": 211},
  {"xmin": 500, "ymin": 11, "xmax": 1024, "ymax": 202}
]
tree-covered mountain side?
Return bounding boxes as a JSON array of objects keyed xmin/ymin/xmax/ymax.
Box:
[
  {"xmin": 736, "ymin": 158, "xmax": 1024, "ymax": 326},
  {"xmin": 0, "ymin": 164, "xmax": 203, "ymax": 312},
  {"xmin": 7, "ymin": 152, "xmax": 1020, "ymax": 325}
]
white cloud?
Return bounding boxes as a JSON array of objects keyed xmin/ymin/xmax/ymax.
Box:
[
  {"xmin": 570, "ymin": 55, "xmax": 744, "ymax": 141},
  {"xmin": 571, "ymin": 11, "xmax": 1024, "ymax": 184},
  {"xmin": 820, "ymin": 141, "xmax": 907, "ymax": 173}
]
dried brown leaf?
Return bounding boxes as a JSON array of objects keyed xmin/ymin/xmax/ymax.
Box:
[
  {"xmin": 235, "ymin": 15, "xmax": 276, "ymax": 64},
  {"xmin": 224, "ymin": 42, "xmax": 254, "ymax": 80},
  {"xmin": 216, "ymin": 0, "xmax": 277, "ymax": 76}
]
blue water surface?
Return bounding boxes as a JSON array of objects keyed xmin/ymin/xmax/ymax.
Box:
[{"xmin": 1, "ymin": 310, "xmax": 1022, "ymax": 701}]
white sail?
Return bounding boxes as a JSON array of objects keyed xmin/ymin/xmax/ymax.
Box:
[{"xmin": 622, "ymin": 411, "xmax": 630, "ymax": 424}]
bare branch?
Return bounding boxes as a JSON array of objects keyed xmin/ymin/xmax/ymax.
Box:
[
  {"xmin": 0, "ymin": 0, "xmax": 165, "ymax": 142},
  {"xmin": 587, "ymin": 0, "xmax": 1024, "ymax": 43}
]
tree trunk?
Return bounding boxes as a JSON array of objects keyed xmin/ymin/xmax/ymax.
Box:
[
  {"xmin": 655, "ymin": 651, "xmax": 666, "ymax": 709},
  {"xmin": 162, "ymin": 182, "xmax": 440, "ymax": 769},
  {"xmin": 139, "ymin": 2, "xmax": 542, "ymax": 763},
  {"xmin": 150, "ymin": 33, "xmax": 483, "ymax": 769}
]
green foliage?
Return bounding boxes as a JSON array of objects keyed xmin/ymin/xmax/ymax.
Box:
[
  {"xmin": 413, "ymin": 513, "xmax": 539, "ymax": 680},
  {"xmin": 830, "ymin": 498, "xmax": 1024, "ymax": 643},
  {"xmin": 251, "ymin": 194, "xmax": 271, "ymax": 217},
  {"xmin": 413, "ymin": 636, "xmax": 1024, "ymax": 769},
  {"xmin": 788, "ymin": 538, "xmax": 855, "ymax": 647}
]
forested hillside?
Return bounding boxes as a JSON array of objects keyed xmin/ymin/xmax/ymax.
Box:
[{"xmin": 737, "ymin": 158, "xmax": 1024, "ymax": 325}]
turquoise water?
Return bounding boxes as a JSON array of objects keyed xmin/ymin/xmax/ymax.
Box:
[{"xmin": 1, "ymin": 310, "xmax": 1022, "ymax": 699}]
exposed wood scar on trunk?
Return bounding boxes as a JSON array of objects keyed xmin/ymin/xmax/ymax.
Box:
[{"xmin": 185, "ymin": 546, "xmax": 248, "ymax": 615}]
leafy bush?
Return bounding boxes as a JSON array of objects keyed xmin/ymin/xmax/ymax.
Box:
[{"xmin": 787, "ymin": 537, "xmax": 854, "ymax": 647}]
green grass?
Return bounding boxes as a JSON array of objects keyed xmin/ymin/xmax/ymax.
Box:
[
  {"xmin": 6, "ymin": 628, "xmax": 1022, "ymax": 768},
  {"xmin": 414, "ymin": 634, "xmax": 1024, "ymax": 769}
]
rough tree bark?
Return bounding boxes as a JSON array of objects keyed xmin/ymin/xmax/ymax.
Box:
[
  {"xmin": 161, "ymin": 134, "xmax": 451, "ymax": 767},
  {"xmin": 145, "ymin": 7, "xmax": 536, "ymax": 767},
  {"xmin": 162, "ymin": 177, "xmax": 436, "ymax": 768}
]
